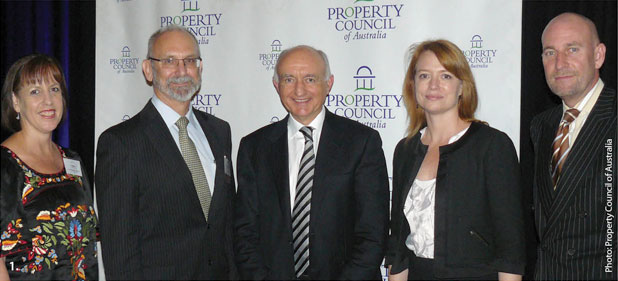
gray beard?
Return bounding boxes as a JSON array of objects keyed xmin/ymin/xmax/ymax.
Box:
[{"xmin": 152, "ymin": 68, "xmax": 201, "ymax": 102}]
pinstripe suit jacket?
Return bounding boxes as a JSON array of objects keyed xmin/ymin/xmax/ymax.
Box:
[
  {"xmin": 95, "ymin": 100, "xmax": 237, "ymax": 280},
  {"xmin": 530, "ymin": 86, "xmax": 617, "ymax": 280}
]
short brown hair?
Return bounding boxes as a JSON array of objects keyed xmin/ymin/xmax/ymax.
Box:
[
  {"xmin": 403, "ymin": 39, "xmax": 481, "ymax": 138},
  {"xmin": 1, "ymin": 54, "xmax": 68, "ymax": 132}
]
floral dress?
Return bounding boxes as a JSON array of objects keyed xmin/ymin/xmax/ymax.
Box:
[{"xmin": 0, "ymin": 146, "xmax": 98, "ymax": 280}]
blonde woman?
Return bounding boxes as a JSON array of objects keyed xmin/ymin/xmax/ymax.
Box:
[{"xmin": 386, "ymin": 40, "xmax": 525, "ymax": 281}]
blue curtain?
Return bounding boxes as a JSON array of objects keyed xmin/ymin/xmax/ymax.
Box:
[{"xmin": 1, "ymin": 1, "xmax": 71, "ymax": 146}]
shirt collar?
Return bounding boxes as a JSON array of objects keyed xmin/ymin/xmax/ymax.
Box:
[
  {"xmin": 419, "ymin": 125, "xmax": 469, "ymax": 145},
  {"xmin": 563, "ymin": 79, "xmax": 602, "ymax": 112},
  {"xmin": 287, "ymin": 106, "xmax": 326, "ymax": 139},
  {"xmin": 151, "ymin": 94, "xmax": 197, "ymax": 130}
]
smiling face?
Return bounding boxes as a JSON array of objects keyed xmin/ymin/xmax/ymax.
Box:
[
  {"xmin": 413, "ymin": 50, "xmax": 462, "ymax": 116},
  {"xmin": 273, "ymin": 47, "xmax": 334, "ymax": 125},
  {"xmin": 541, "ymin": 13, "xmax": 605, "ymax": 106},
  {"xmin": 143, "ymin": 30, "xmax": 202, "ymax": 104},
  {"xmin": 12, "ymin": 76, "xmax": 64, "ymax": 135}
]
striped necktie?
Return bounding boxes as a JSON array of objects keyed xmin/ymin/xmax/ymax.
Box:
[
  {"xmin": 293, "ymin": 126, "xmax": 315, "ymax": 277},
  {"xmin": 551, "ymin": 108, "xmax": 580, "ymax": 189},
  {"xmin": 176, "ymin": 116, "xmax": 212, "ymax": 220}
]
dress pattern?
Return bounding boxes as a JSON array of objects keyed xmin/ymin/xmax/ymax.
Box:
[{"xmin": 1, "ymin": 146, "xmax": 98, "ymax": 280}]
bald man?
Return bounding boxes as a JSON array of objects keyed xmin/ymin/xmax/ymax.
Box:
[{"xmin": 530, "ymin": 12, "xmax": 616, "ymax": 280}]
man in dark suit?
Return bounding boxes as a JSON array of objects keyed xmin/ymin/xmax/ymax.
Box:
[
  {"xmin": 95, "ymin": 25, "xmax": 237, "ymax": 279},
  {"xmin": 234, "ymin": 45, "xmax": 389, "ymax": 280},
  {"xmin": 531, "ymin": 12, "xmax": 616, "ymax": 280}
]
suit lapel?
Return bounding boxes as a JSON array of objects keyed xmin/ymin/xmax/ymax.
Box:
[
  {"xmin": 194, "ymin": 108, "xmax": 226, "ymax": 221},
  {"xmin": 398, "ymin": 139, "xmax": 425, "ymax": 209},
  {"xmin": 545, "ymin": 87, "xmax": 616, "ymax": 232},
  {"xmin": 141, "ymin": 101, "xmax": 196, "ymax": 198},
  {"xmin": 536, "ymin": 107, "xmax": 562, "ymax": 224},
  {"xmin": 312, "ymin": 111, "xmax": 345, "ymax": 219},
  {"xmin": 268, "ymin": 117, "xmax": 292, "ymax": 227}
]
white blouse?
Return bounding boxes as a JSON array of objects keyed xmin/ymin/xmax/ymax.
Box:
[{"xmin": 403, "ymin": 126, "xmax": 469, "ymax": 259}]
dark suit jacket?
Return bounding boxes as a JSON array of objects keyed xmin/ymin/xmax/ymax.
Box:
[
  {"xmin": 530, "ymin": 86, "xmax": 617, "ymax": 280},
  {"xmin": 234, "ymin": 110, "xmax": 389, "ymax": 280},
  {"xmin": 386, "ymin": 122, "xmax": 526, "ymax": 279},
  {"xmin": 95, "ymin": 100, "xmax": 237, "ymax": 280}
]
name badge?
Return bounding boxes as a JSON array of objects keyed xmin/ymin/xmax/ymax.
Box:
[
  {"xmin": 63, "ymin": 158, "xmax": 83, "ymax": 177},
  {"xmin": 224, "ymin": 155, "xmax": 232, "ymax": 177}
]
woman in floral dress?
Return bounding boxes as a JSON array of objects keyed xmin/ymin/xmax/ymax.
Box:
[{"xmin": 0, "ymin": 54, "xmax": 98, "ymax": 280}]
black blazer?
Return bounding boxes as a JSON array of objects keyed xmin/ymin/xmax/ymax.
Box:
[
  {"xmin": 386, "ymin": 122, "xmax": 526, "ymax": 278},
  {"xmin": 95, "ymin": 101, "xmax": 237, "ymax": 280},
  {"xmin": 530, "ymin": 86, "xmax": 617, "ymax": 280},
  {"xmin": 234, "ymin": 110, "xmax": 389, "ymax": 280}
]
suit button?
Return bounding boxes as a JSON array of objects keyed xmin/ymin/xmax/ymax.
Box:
[
  {"xmin": 208, "ymin": 259, "xmax": 212, "ymax": 265},
  {"xmin": 567, "ymin": 248, "xmax": 576, "ymax": 256},
  {"xmin": 578, "ymin": 212, "xmax": 588, "ymax": 218},
  {"xmin": 541, "ymin": 244, "xmax": 548, "ymax": 251}
]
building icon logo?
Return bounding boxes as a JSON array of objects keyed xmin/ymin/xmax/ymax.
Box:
[
  {"xmin": 271, "ymin": 40, "xmax": 282, "ymax": 52},
  {"xmin": 121, "ymin": 46, "xmax": 131, "ymax": 57},
  {"xmin": 181, "ymin": 0, "xmax": 199, "ymax": 12},
  {"xmin": 354, "ymin": 66, "xmax": 375, "ymax": 91},
  {"xmin": 470, "ymin": 35, "xmax": 483, "ymax": 49}
]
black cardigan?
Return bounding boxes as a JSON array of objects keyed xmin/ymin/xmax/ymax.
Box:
[{"xmin": 386, "ymin": 122, "xmax": 526, "ymax": 278}]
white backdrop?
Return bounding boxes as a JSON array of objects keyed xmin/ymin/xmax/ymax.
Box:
[{"xmin": 95, "ymin": 0, "xmax": 522, "ymax": 279}]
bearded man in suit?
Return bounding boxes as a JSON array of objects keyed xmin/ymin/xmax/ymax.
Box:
[
  {"xmin": 234, "ymin": 45, "xmax": 389, "ymax": 280},
  {"xmin": 530, "ymin": 12, "xmax": 616, "ymax": 280},
  {"xmin": 95, "ymin": 25, "xmax": 237, "ymax": 279}
]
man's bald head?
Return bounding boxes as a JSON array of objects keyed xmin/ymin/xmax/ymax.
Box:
[
  {"xmin": 541, "ymin": 12, "xmax": 606, "ymax": 107},
  {"xmin": 542, "ymin": 12, "xmax": 600, "ymax": 46}
]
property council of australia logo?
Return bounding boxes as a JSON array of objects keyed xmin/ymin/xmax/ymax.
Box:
[
  {"xmin": 327, "ymin": 0, "xmax": 404, "ymax": 43},
  {"xmin": 258, "ymin": 40, "xmax": 283, "ymax": 71},
  {"xmin": 158, "ymin": 0, "xmax": 222, "ymax": 45},
  {"xmin": 326, "ymin": 66, "xmax": 403, "ymax": 130},
  {"xmin": 463, "ymin": 35, "xmax": 498, "ymax": 69},
  {"xmin": 109, "ymin": 46, "xmax": 139, "ymax": 74}
]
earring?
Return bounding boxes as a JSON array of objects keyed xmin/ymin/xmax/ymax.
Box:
[{"xmin": 16, "ymin": 112, "xmax": 20, "ymax": 120}]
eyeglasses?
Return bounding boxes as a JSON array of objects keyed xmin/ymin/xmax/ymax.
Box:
[{"xmin": 148, "ymin": 57, "xmax": 202, "ymax": 68}]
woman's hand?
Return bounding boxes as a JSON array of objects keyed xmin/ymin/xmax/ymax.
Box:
[
  {"xmin": 388, "ymin": 265, "xmax": 408, "ymax": 281},
  {"xmin": 0, "ymin": 257, "xmax": 9, "ymax": 281},
  {"xmin": 498, "ymin": 272, "xmax": 522, "ymax": 281}
]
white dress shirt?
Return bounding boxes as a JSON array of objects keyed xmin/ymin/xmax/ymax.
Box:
[
  {"xmin": 152, "ymin": 95, "xmax": 216, "ymax": 195},
  {"xmin": 562, "ymin": 79, "xmax": 603, "ymax": 146},
  {"xmin": 287, "ymin": 107, "xmax": 326, "ymax": 213},
  {"xmin": 403, "ymin": 126, "xmax": 469, "ymax": 259}
]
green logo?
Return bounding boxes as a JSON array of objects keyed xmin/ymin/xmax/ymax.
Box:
[
  {"xmin": 182, "ymin": 0, "xmax": 200, "ymax": 12},
  {"xmin": 354, "ymin": 66, "xmax": 375, "ymax": 91}
]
